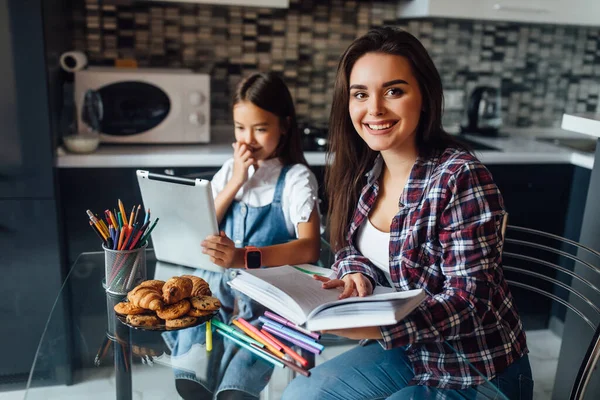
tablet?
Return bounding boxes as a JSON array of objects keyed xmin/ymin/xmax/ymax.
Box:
[{"xmin": 136, "ymin": 170, "xmax": 224, "ymax": 273}]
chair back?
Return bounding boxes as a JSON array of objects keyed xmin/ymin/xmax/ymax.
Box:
[{"xmin": 502, "ymin": 225, "xmax": 600, "ymax": 400}]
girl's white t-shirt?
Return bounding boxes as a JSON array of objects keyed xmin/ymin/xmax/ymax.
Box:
[
  {"xmin": 355, "ymin": 217, "xmax": 393, "ymax": 286},
  {"xmin": 210, "ymin": 158, "xmax": 320, "ymax": 237}
]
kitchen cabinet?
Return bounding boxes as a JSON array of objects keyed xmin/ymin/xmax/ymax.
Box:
[
  {"xmin": 397, "ymin": 0, "xmax": 600, "ymax": 26},
  {"xmin": 0, "ymin": 199, "xmax": 68, "ymax": 386},
  {"xmin": 0, "ymin": 0, "xmax": 69, "ymax": 388},
  {"xmin": 141, "ymin": 0, "xmax": 289, "ymax": 8}
]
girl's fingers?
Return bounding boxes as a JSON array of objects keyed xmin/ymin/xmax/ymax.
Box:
[
  {"xmin": 244, "ymin": 159, "xmax": 254, "ymax": 168},
  {"xmin": 203, "ymin": 241, "xmax": 231, "ymax": 252},
  {"xmin": 313, "ymin": 275, "xmax": 330, "ymax": 282},
  {"xmin": 202, "ymin": 247, "xmax": 226, "ymax": 258},
  {"xmin": 209, "ymin": 256, "xmax": 226, "ymax": 267},
  {"xmin": 240, "ymin": 150, "xmax": 252, "ymax": 161}
]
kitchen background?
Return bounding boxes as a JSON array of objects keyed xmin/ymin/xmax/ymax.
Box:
[
  {"xmin": 72, "ymin": 0, "xmax": 600, "ymax": 129},
  {"xmin": 2, "ymin": 0, "xmax": 600, "ymax": 398}
]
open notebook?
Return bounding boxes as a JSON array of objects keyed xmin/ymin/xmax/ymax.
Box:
[{"xmin": 228, "ymin": 265, "xmax": 426, "ymax": 331}]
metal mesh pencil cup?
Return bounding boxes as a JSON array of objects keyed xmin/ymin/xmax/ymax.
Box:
[{"xmin": 103, "ymin": 242, "xmax": 147, "ymax": 295}]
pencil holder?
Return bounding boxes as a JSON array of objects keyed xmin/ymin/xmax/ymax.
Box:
[{"xmin": 103, "ymin": 242, "xmax": 147, "ymax": 295}]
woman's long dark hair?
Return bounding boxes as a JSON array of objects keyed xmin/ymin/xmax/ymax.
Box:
[
  {"xmin": 233, "ymin": 72, "xmax": 307, "ymax": 166},
  {"xmin": 326, "ymin": 27, "xmax": 468, "ymax": 250}
]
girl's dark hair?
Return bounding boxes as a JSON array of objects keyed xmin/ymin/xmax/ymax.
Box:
[
  {"xmin": 326, "ymin": 26, "xmax": 469, "ymax": 250},
  {"xmin": 233, "ymin": 72, "xmax": 307, "ymax": 166}
]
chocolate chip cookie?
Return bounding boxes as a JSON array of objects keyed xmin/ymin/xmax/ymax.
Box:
[
  {"xmin": 114, "ymin": 301, "xmax": 148, "ymax": 316},
  {"xmin": 189, "ymin": 296, "xmax": 221, "ymax": 311},
  {"xmin": 165, "ymin": 316, "xmax": 198, "ymax": 330},
  {"xmin": 126, "ymin": 314, "xmax": 163, "ymax": 327},
  {"xmin": 156, "ymin": 299, "xmax": 191, "ymax": 320}
]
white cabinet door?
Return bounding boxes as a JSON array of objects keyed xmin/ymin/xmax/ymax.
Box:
[{"xmin": 397, "ymin": 0, "xmax": 600, "ymax": 26}]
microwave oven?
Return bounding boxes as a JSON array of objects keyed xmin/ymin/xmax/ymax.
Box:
[{"xmin": 74, "ymin": 67, "xmax": 210, "ymax": 143}]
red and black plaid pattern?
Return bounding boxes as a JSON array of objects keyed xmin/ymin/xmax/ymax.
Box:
[{"xmin": 333, "ymin": 148, "xmax": 528, "ymax": 389}]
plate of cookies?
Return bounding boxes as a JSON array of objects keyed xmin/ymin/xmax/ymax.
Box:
[{"xmin": 114, "ymin": 275, "xmax": 222, "ymax": 331}]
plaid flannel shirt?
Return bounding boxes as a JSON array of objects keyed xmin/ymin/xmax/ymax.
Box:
[{"xmin": 332, "ymin": 148, "xmax": 528, "ymax": 389}]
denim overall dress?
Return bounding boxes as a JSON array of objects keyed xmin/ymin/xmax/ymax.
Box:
[{"xmin": 162, "ymin": 165, "xmax": 295, "ymax": 399}]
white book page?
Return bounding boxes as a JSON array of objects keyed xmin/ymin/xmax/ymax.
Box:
[
  {"xmin": 242, "ymin": 266, "xmax": 342, "ymax": 317},
  {"xmin": 307, "ymin": 288, "xmax": 424, "ymax": 319},
  {"xmin": 306, "ymin": 293, "xmax": 427, "ymax": 331},
  {"xmin": 228, "ymin": 272, "xmax": 305, "ymax": 322}
]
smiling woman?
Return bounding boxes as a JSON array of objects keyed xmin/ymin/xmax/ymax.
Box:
[
  {"xmin": 348, "ymin": 55, "xmax": 423, "ymax": 156},
  {"xmin": 282, "ymin": 27, "xmax": 533, "ymax": 400}
]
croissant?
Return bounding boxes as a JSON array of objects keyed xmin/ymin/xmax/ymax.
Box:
[
  {"xmin": 138, "ymin": 279, "xmax": 165, "ymax": 292},
  {"xmin": 163, "ymin": 276, "xmax": 193, "ymax": 305},
  {"xmin": 127, "ymin": 286, "xmax": 164, "ymax": 310},
  {"xmin": 181, "ymin": 274, "xmax": 212, "ymax": 297}
]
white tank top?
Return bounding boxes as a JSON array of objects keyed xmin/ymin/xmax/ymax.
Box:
[{"xmin": 356, "ymin": 218, "xmax": 393, "ymax": 286}]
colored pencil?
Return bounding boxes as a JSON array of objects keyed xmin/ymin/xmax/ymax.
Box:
[
  {"xmin": 118, "ymin": 199, "xmax": 128, "ymax": 226},
  {"xmin": 139, "ymin": 217, "xmax": 159, "ymax": 243},
  {"xmin": 128, "ymin": 206, "xmax": 135, "ymax": 227},
  {"xmin": 133, "ymin": 204, "xmax": 141, "ymax": 225},
  {"xmin": 89, "ymin": 221, "xmax": 107, "ymax": 244}
]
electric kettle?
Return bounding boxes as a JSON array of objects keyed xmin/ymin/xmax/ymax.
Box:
[{"xmin": 461, "ymin": 86, "xmax": 502, "ymax": 136}]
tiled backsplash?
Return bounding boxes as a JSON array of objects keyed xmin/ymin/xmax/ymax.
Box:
[{"xmin": 74, "ymin": 0, "xmax": 600, "ymax": 128}]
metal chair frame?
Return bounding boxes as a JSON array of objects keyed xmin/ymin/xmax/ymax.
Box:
[{"xmin": 502, "ymin": 224, "xmax": 600, "ymax": 400}]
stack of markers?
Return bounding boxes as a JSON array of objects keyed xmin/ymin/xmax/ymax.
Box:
[
  {"xmin": 212, "ymin": 311, "xmax": 323, "ymax": 377},
  {"xmin": 86, "ymin": 199, "xmax": 159, "ymax": 251}
]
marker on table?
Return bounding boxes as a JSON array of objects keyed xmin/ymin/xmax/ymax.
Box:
[
  {"xmin": 212, "ymin": 319, "xmax": 265, "ymax": 348},
  {"xmin": 262, "ymin": 324, "xmax": 322, "ymax": 355},
  {"xmin": 264, "ymin": 311, "xmax": 321, "ymax": 340},
  {"xmin": 215, "ymin": 329, "xmax": 284, "ymax": 368},
  {"xmin": 236, "ymin": 318, "xmax": 283, "ymax": 351},
  {"xmin": 259, "ymin": 317, "xmax": 324, "ymax": 351},
  {"xmin": 249, "ymin": 343, "xmax": 310, "ymax": 377},
  {"xmin": 260, "ymin": 328, "xmax": 309, "ymax": 368},
  {"xmin": 206, "ymin": 320, "xmax": 213, "ymax": 352},
  {"xmin": 232, "ymin": 319, "xmax": 285, "ymax": 359}
]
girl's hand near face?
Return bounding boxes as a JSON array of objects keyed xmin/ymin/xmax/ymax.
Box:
[
  {"xmin": 230, "ymin": 142, "xmax": 255, "ymax": 187},
  {"xmin": 313, "ymin": 273, "xmax": 373, "ymax": 299},
  {"xmin": 201, "ymin": 231, "xmax": 245, "ymax": 268}
]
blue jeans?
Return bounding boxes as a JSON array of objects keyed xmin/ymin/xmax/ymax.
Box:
[{"xmin": 282, "ymin": 342, "xmax": 533, "ymax": 400}]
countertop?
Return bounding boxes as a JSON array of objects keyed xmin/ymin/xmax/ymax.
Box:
[
  {"xmin": 56, "ymin": 129, "xmax": 595, "ymax": 170},
  {"xmin": 561, "ymin": 113, "xmax": 600, "ymax": 139}
]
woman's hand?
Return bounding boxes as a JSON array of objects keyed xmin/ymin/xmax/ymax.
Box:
[
  {"xmin": 230, "ymin": 142, "xmax": 255, "ymax": 186},
  {"xmin": 201, "ymin": 231, "xmax": 244, "ymax": 268},
  {"xmin": 314, "ymin": 273, "xmax": 373, "ymax": 299}
]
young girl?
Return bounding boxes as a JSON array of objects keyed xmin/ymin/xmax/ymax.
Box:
[
  {"xmin": 164, "ymin": 72, "xmax": 321, "ymax": 400},
  {"xmin": 201, "ymin": 72, "xmax": 321, "ymax": 270},
  {"xmin": 282, "ymin": 27, "xmax": 532, "ymax": 400}
]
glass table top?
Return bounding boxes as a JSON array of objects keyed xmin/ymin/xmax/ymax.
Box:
[{"xmin": 25, "ymin": 250, "xmax": 510, "ymax": 400}]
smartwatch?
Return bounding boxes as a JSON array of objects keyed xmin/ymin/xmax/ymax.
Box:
[{"xmin": 244, "ymin": 246, "xmax": 262, "ymax": 269}]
